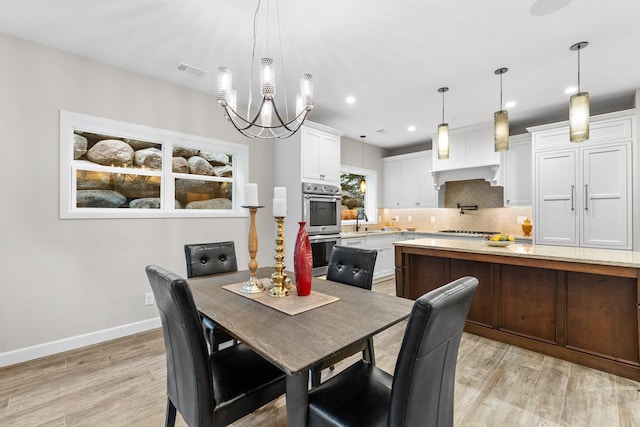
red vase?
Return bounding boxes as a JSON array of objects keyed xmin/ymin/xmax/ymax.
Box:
[{"xmin": 294, "ymin": 221, "xmax": 313, "ymax": 296}]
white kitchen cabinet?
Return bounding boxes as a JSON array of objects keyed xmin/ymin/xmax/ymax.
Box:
[
  {"xmin": 531, "ymin": 111, "xmax": 634, "ymax": 250},
  {"xmin": 383, "ymin": 158, "xmax": 402, "ymax": 207},
  {"xmin": 341, "ymin": 237, "xmax": 365, "ymax": 248},
  {"xmin": 301, "ymin": 126, "xmax": 341, "ymax": 184},
  {"xmin": 364, "ymin": 234, "xmax": 401, "ymax": 280},
  {"xmin": 383, "ymin": 151, "xmax": 437, "ymax": 208},
  {"xmin": 501, "ymin": 134, "xmax": 532, "ymax": 206}
]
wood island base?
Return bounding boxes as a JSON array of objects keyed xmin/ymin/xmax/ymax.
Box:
[{"xmin": 395, "ymin": 241, "xmax": 640, "ymax": 380}]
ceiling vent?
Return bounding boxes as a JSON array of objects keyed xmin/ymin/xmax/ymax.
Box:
[{"xmin": 177, "ymin": 62, "xmax": 209, "ymax": 78}]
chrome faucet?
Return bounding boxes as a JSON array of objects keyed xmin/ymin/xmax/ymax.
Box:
[{"xmin": 355, "ymin": 212, "xmax": 368, "ymax": 232}]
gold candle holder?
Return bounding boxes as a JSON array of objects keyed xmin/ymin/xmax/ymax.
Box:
[
  {"xmin": 270, "ymin": 216, "xmax": 290, "ymax": 297},
  {"xmin": 240, "ymin": 205, "xmax": 265, "ymax": 293}
]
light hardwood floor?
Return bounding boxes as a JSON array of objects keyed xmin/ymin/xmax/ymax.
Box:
[{"xmin": 2, "ymin": 279, "xmax": 640, "ymax": 426}]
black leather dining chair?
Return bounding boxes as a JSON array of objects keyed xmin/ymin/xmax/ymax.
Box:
[
  {"xmin": 146, "ymin": 265, "xmax": 286, "ymax": 427},
  {"xmin": 307, "ymin": 276, "xmax": 478, "ymax": 427},
  {"xmin": 184, "ymin": 241, "xmax": 238, "ymax": 352},
  {"xmin": 310, "ymin": 245, "xmax": 378, "ymax": 387}
]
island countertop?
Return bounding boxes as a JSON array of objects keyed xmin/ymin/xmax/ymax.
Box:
[{"xmin": 394, "ymin": 237, "xmax": 640, "ymax": 269}]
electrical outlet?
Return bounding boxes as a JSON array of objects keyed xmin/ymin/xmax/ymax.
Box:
[
  {"xmin": 393, "ymin": 216, "xmax": 399, "ymax": 222},
  {"xmin": 145, "ymin": 292, "xmax": 154, "ymax": 306},
  {"xmin": 431, "ymin": 216, "xmax": 436, "ymax": 223},
  {"xmin": 407, "ymin": 216, "xmax": 412, "ymax": 222},
  {"xmin": 517, "ymin": 216, "xmax": 526, "ymax": 224}
]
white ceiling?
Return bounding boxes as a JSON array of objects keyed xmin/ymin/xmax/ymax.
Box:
[{"xmin": 0, "ymin": 0, "xmax": 638, "ymax": 148}]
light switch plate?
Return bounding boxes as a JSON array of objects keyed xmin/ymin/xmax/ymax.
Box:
[
  {"xmin": 408, "ymin": 216, "xmax": 412, "ymax": 222},
  {"xmin": 430, "ymin": 216, "xmax": 436, "ymax": 223}
]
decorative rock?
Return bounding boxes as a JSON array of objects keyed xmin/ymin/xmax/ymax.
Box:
[
  {"xmin": 172, "ymin": 157, "xmax": 189, "ymax": 173},
  {"xmin": 188, "ymin": 156, "xmax": 215, "ymax": 176},
  {"xmin": 134, "ymin": 147, "xmax": 162, "ymax": 170},
  {"xmin": 129, "ymin": 198, "xmax": 161, "ymax": 209},
  {"xmin": 76, "ymin": 171, "xmax": 113, "ymax": 190},
  {"xmin": 114, "ymin": 175, "xmax": 161, "ymax": 198},
  {"xmin": 175, "ymin": 179, "xmax": 217, "ymax": 205},
  {"xmin": 76, "ymin": 190, "xmax": 126, "ymax": 208},
  {"xmin": 185, "ymin": 198, "xmax": 232, "ymax": 210},
  {"xmin": 173, "ymin": 146, "xmax": 199, "ymax": 158},
  {"xmin": 124, "ymin": 138, "xmax": 157, "ymax": 150},
  {"xmin": 74, "ymin": 134, "xmax": 88, "ymax": 159},
  {"xmin": 86, "ymin": 139, "xmax": 134, "ymax": 166},
  {"xmin": 212, "ymin": 165, "xmax": 233, "ymax": 177},
  {"xmin": 199, "ymin": 151, "xmax": 229, "ymax": 166}
]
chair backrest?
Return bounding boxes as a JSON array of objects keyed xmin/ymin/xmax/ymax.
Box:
[
  {"xmin": 326, "ymin": 245, "xmax": 378, "ymax": 290},
  {"xmin": 146, "ymin": 265, "xmax": 215, "ymax": 426},
  {"xmin": 184, "ymin": 241, "xmax": 238, "ymax": 278},
  {"xmin": 389, "ymin": 276, "xmax": 478, "ymax": 427}
]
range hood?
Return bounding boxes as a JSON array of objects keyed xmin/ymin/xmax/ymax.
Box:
[
  {"xmin": 431, "ymin": 164, "xmax": 500, "ymax": 190},
  {"xmin": 430, "ymin": 122, "xmax": 501, "ymax": 191}
]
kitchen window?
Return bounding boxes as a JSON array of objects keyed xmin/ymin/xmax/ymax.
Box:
[
  {"xmin": 60, "ymin": 110, "xmax": 248, "ymax": 218},
  {"xmin": 340, "ymin": 165, "xmax": 377, "ymax": 225}
]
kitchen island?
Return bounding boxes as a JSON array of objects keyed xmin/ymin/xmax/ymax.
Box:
[{"xmin": 395, "ymin": 238, "xmax": 640, "ymax": 380}]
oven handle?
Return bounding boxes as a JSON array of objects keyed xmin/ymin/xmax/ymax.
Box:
[
  {"xmin": 308, "ymin": 234, "xmax": 342, "ymax": 243},
  {"xmin": 304, "ymin": 194, "xmax": 341, "ymax": 201}
]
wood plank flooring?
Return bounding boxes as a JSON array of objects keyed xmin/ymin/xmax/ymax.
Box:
[{"xmin": 1, "ymin": 278, "xmax": 639, "ymax": 426}]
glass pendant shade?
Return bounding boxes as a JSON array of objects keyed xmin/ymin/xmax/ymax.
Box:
[
  {"xmin": 359, "ymin": 178, "xmax": 366, "ymax": 194},
  {"xmin": 260, "ymin": 57, "xmax": 276, "ymax": 98},
  {"xmin": 217, "ymin": 67, "xmax": 232, "ymax": 103},
  {"xmin": 260, "ymin": 101, "xmax": 273, "ymax": 127},
  {"xmin": 570, "ymin": 91, "xmax": 590, "ymax": 142},
  {"xmin": 494, "ymin": 110, "xmax": 509, "ymax": 152},
  {"xmin": 437, "ymin": 123, "xmax": 450, "ymax": 160},
  {"xmin": 300, "ymin": 74, "xmax": 314, "ymax": 107}
]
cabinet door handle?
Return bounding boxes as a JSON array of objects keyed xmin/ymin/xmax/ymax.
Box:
[
  {"xmin": 570, "ymin": 185, "xmax": 575, "ymax": 211},
  {"xmin": 584, "ymin": 184, "xmax": 589, "ymax": 211}
]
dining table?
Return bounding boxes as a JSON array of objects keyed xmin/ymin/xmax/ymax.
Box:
[{"xmin": 188, "ymin": 266, "xmax": 414, "ymax": 426}]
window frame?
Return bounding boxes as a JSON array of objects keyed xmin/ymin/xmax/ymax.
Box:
[
  {"xmin": 59, "ymin": 110, "xmax": 249, "ymax": 219},
  {"xmin": 340, "ymin": 164, "xmax": 378, "ymax": 226}
]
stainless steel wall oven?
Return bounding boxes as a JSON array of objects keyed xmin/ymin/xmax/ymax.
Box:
[{"xmin": 302, "ymin": 182, "xmax": 342, "ymax": 275}]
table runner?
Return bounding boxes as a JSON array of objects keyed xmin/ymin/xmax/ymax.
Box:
[{"xmin": 222, "ymin": 278, "xmax": 339, "ymax": 315}]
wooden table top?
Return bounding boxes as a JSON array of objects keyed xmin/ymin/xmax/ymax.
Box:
[{"xmin": 188, "ymin": 267, "xmax": 414, "ymax": 376}]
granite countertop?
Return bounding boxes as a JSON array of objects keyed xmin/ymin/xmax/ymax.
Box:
[
  {"xmin": 342, "ymin": 229, "xmax": 533, "ymax": 242},
  {"xmin": 341, "ymin": 230, "xmax": 403, "ymax": 239},
  {"xmin": 394, "ymin": 237, "xmax": 640, "ymax": 269}
]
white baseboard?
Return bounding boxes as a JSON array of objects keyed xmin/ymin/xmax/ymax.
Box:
[{"xmin": 0, "ymin": 317, "xmax": 161, "ymax": 368}]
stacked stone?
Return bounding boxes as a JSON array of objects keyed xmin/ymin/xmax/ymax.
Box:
[{"xmin": 74, "ymin": 133, "xmax": 233, "ymax": 209}]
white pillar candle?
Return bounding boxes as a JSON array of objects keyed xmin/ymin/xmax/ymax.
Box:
[
  {"xmin": 244, "ymin": 183, "xmax": 259, "ymax": 206},
  {"xmin": 274, "ymin": 187, "xmax": 287, "ymax": 200},
  {"xmin": 273, "ymin": 198, "xmax": 287, "ymax": 217}
]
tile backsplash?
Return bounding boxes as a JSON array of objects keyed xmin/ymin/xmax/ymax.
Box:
[
  {"xmin": 444, "ymin": 179, "xmax": 504, "ymax": 208},
  {"xmin": 344, "ymin": 205, "xmax": 534, "ymax": 237}
]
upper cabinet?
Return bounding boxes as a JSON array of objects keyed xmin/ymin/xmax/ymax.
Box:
[
  {"xmin": 501, "ymin": 133, "xmax": 532, "ymax": 206},
  {"xmin": 383, "ymin": 151, "xmax": 437, "ymax": 208},
  {"xmin": 530, "ymin": 110, "xmax": 635, "ymax": 250},
  {"xmin": 301, "ymin": 125, "xmax": 341, "ymax": 184}
]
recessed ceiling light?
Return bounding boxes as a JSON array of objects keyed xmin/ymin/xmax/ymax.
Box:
[
  {"xmin": 408, "ymin": 126, "xmax": 416, "ymax": 132},
  {"xmin": 564, "ymin": 86, "xmax": 577, "ymax": 95},
  {"xmin": 505, "ymin": 101, "xmax": 516, "ymax": 109},
  {"xmin": 346, "ymin": 96, "xmax": 356, "ymax": 104}
]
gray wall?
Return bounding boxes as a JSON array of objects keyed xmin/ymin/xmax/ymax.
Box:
[
  {"xmin": 340, "ymin": 135, "xmax": 386, "ymax": 208},
  {"xmin": 0, "ymin": 33, "xmax": 276, "ymax": 356}
]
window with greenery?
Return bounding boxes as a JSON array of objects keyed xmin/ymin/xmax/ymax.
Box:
[
  {"xmin": 340, "ymin": 165, "xmax": 377, "ymax": 225},
  {"xmin": 60, "ymin": 111, "xmax": 248, "ymax": 218}
]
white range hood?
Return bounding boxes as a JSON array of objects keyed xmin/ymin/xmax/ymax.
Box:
[{"xmin": 430, "ymin": 122, "xmax": 501, "ymax": 190}]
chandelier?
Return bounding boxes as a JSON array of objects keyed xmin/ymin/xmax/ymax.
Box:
[{"xmin": 217, "ymin": 0, "xmax": 314, "ymax": 139}]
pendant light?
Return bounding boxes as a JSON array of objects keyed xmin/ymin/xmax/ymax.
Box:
[
  {"xmin": 569, "ymin": 41, "xmax": 589, "ymax": 143},
  {"xmin": 359, "ymin": 135, "xmax": 367, "ymax": 194},
  {"xmin": 494, "ymin": 67, "xmax": 509, "ymax": 152},
  {"xmin": 437, "ymin": 87, "xmax": 450, "ymax": 160}
]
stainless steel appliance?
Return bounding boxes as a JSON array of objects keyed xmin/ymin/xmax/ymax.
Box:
[
  {"xmin": 309, "ymin": 233, "xmax": 342, "ymax": 276},
  {"xmin": 302, "ymin": 182, "xmax": 342, "ymax": 276},
  {"xmin": 302, "ymin": 182, "xmax": 341, "ymax": 236}
]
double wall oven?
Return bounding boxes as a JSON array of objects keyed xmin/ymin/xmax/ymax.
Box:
[{"xmin": 302, "ymin": 182, "xmax": 342, "ymax": 276}]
